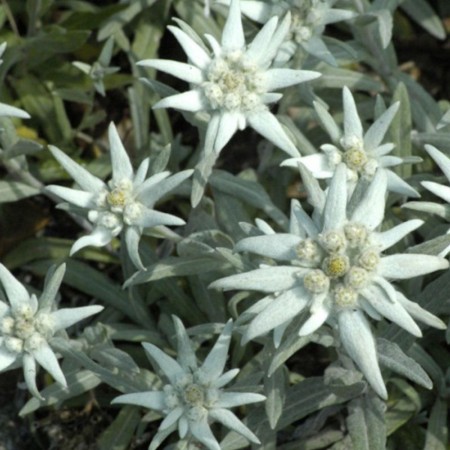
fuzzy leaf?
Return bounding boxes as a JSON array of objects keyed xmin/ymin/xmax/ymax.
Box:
[{"xmin": 377, "ymin": 338, "xmax": 432, "ymax": 389}]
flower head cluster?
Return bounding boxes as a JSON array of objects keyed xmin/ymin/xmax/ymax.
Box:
[
  {"xmin": 46, "ymin": 123, "xmax": 192, "ymax": 269},
  {"xmin": 113, "ymin": 317, "xmax": 265, "ymax": 450},
  {"xmin": 404, "ymin": 144, "xmax": 450, "ymax": 256},
  {"xmin": 211, "ymin": 164, "xmax": 447, "ymax": 399},
  {"xmin": 0, "ymin": 264, "xmax": 103, "ymax": 399},
  {"xmin": 138, "ymin": 0, "xmax": 320, "ymax": 160},
  {"xmin": 219, "ymin": 0, "xmax": 356, "ymax": 65},
  {"xmin": 282, "ymin": 87, "xmax": 419, "ymax": 197}
]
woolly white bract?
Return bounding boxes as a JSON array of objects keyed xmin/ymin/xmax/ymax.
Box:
[
  {"xmin": 46, "ymin": 122, "xmax": 192, "ymax": 269},
  {"xmin": 138, "ymin": 0, "xmax": 320, "ymax": 160},
  {"xmin": 211, "ymin": 164, "xmax": 447, "ymax": 399},
  {"xmin": 282, "ymin": 87, "xmax": 420, "ymax": 197},
  {"xmin": 405, "ymin": 144, "xmax": 450, "ymax": 256},
  {"xmin": 218, "ymin": 0, "xmax": 356, "ymax": 65},
  {"xmin": 112, "ymin": 317, "xmax": 265, "ymax": 450},
  {"xmin": 0, "ymin": 263, "xmax": 103, "ymax": 399}
]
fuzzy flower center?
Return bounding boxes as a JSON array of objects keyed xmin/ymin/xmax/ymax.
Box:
[
  {"xmin": 290, "ymin": 0, "xmax": 325, "ymax": 43},
  {"xmin": 340, "ymin": 135, "xmax": 379, "ymax": 179},
  {"xmin": 162, "ymin": 371, "xmax": 219, "ymax": 417},
  {"xmin": 298, "ymin": 222, "xmax": 381, "ymax": 309},
  {"xmin": 94, "ymin": 178, "xmax": 143, "ymax": 229},
  {"xmin": 203, "ymin": 51, "xmax": 266, "ymax": 112},
  {"xmin": 0, "ymin": 302, "xmax": 54, "ymax": 354}
]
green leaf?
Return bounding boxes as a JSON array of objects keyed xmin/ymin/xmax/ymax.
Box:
[
  {"xmin": 19, "ymin": 369, "xmax": 101, "ymax": 416},
  {"xmin": 264, "ymin": 365, "xmax": 286, "ymax": 429},
  {"xmin": 0, "ymin": 181, "xmax": 40, "ymax": 202},
  {"xmin": 401, "ymin": 0, "xmax": 446, "ymax": 40},
  {"xmin": 124, "ymin": 255, "xmax": 230, "ymax": 286},
  {"xmin": 23, "ymin": 27, "xmax": 90, "ymax": 67},
  {"xmin": 314, "ymin": 66, "xmax": 384, "ymax": 92},
  {"xmin": 27, "ymin": 259, "xmax": 153, "ymax": 328},
  {"xmin": 98, "ymin": 0, "xmax": 158, "ymax": 41},
  {"xmin": 347, "ymin": 394, "xmax": 386, "ymax": 450},
  {"xmin": 210, "ymin": 170, "xmax": 289, "ymax": 230},
  {"xmin": 390, "ymin": 82, "xmax": 412, "ymax": 177},
  {"xmin": 377, "ymin": 338, "xmax": 432, "ymax": 389},
  {"xmin": 424, "ymin": 397, "xmax": 448, "ymax": 450},
  {"xmin": 98, "ymin": 405, "xmax": 142, "ymax": 450}
]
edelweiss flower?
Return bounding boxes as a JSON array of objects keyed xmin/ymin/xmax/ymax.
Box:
[
  {"xmin": 46, "ymin": 123, "xmax": 192, "ymax": 269},
  {"xmin": 112, "ymin": 317, "xmax": 265, "ymax": 450},
  {"xmin": 0, "ymin": 43, "xmax": 30, "ymax": 119},
  {"xmin": 404, "ymin": 144, "xmax": 450, "ymax": 256},
  {"xmin": 0, "ymin": 263, "xmax": 103, "ymax": 399},
  {"xmin": 211, "ymin": 164, "xmax": 447, "ymax": 399},
  {"xmin": 138, "ymin": 0, "xmax": 320, "ymax": 159},
  {"xmin": 282, "ymin": 86, "xmax": 419, "ymax": 197},
  {"xmin": 218, "ymin": 0, "xmax": 356, "ymax": 65}
]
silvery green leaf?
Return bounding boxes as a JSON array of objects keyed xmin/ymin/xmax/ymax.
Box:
[
  {"xmin": 407, "ymin": 234, "xmax": 450, "ymax": 256},
  {"xmin": 264, "ymin": 365, "xmax": 285, "ymax": 429},
  {"xmin": 125, "ymin": 255, "xmax": 229, "ymax": 287},
  {"xmin": 0, "ymin": 181, "xmax": 40, "ymax": 202},
  {"xmin": 390, "ymin": 83, "xmax": 412, "ymax": 177},
  {"xmin": 437, "ymin": 109, "xmax": 450, "ymax": 130},
  {"xmin": 370, "ymin": 9, "xmax": 393, "ymax": 48},
  {"xmin": 90, "ymin": 347, "xmax": 140, "ymax": 374},
  {"xmin": 19, "ymin": 369, "xmax": 101, "ymax": 416},
  {"xmin": 177, "ymin": 230, "xmax": 233, "ymax": 257},
  {"xmin": 6, "ymin": 139, "xmax": 42, "ymax": 158},
  {"xmin": 314, "ymin": 100, "xmax": 341, "ymax": 144},
  {"xmin": 278, "ymin": 377, "xmax": 360, "ymax": 429},
  {"xmin": 98, "ymin": 0, "xmax": 158, "ymax": 40},
  {"xmin": 376, "ymin": 338, "xmax": 432, "ymax": 389},
  {"xmin": 400, "ymin": 0, "xmax": 446, "ymax": 40},
  {"xmin": 346, "ymin": 394, "xmax": 386, "ymax": 450},
  {"xmin": 210, "ymin": 170, "xmax": 289, "ymax": 229},
  {"xmin": 314, "ymin": 65, "xmax": 384, "ymax": 91},
  {"xmin": 98, "ymin": 406, "xmax": 141, "ymax": 450},
  {"xmin": 424, "ymin": 397, "xmax": 448, "ymax": 450},
  {"xmin": 51, "ymin": 337, "xmax": 151, "ymax": 394},
  {"xmin": 407, "ymin": 343, "xmax": 446, "ymax": 393}
]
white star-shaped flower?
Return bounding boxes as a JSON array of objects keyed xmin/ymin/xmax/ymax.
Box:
[
  {"xmin": 404, "ymin": 144, "xmax": 450, "ymax": 256},
  {"xmin": 138, "ymin": 0, "xmax": 320, "ymax": 160},
  {"xmin": 112, "ymin": 317, "xmax": 265, "ymax": 450},
  {"xmin": 282, "ymin": 86, "xmax": 420, "ymax": 197},
  {"xmin": 218, "ymin": 0, "xmax": 356, "ymax": 65},
  {"xmin": 211, "ymin": 164, "xmax": 447, "ymax": 399},
  {"xmin": 46, "ymin": 122, "xmax": 192, "ymax": 269},
  {"xmin": 0, "ymin": 263, "xmax": 103, "ymax": 399}
]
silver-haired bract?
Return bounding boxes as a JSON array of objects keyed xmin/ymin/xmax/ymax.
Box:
[
  {"xmin": 112, "ymin": 317, "xmax": 265, "ymax": 450},
  {"xmin": 0, "ymin": 263, "xmax": 103, "ymax": 399},
  {"xmin": 46, "ymin": 122, "xmax": 192, "ymax": 269},
  {"xmin": 211, "ymin": 164, "xmax": 447, "ymax": 399},
  {"xmin": 138, "ymin": 0, "xmax": 320, "ymax": 166}
]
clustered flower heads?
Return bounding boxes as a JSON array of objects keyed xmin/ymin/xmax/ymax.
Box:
[
  {"xmin": 113, "ymin": 317, "xmax": 265, "ymax": 450},
  {"xmin": 211, "ymin": 164, "xmax": 447, "ymax": 399},
  {"xmin": 46, "ymin": 122, "xmax": 192, "ymax": 269},
  {"xmin": 282, "ymin": 87, "xmax": 420, "ymax": 197},
  {"xmin": 0, "ymin": 264, "xmax": 103, "ymax": 399},
  {"xmin": 138, "ymin": 0, "xmax": 320, "ymax": 166},
  {"xmin": 218, "ymin": 0, "xmax": 356, "ymax": 65}
]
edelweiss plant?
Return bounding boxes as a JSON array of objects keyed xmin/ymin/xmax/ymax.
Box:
[
  {"xmin": 282, "ymin": 87, "xmax": 420, "ymax": 197},
  {"xmin": 113, "ymin": 317, "xmax": 265, "ymax": 450},
  {"xmin": 211, "ymin": 164, "xmax": 447, "ymax": 398},
  {"xmin": 0, "ymin": 264, "xmax": 102, "ymax": 399},
  {"xmin": 1, "ymin": 0, "xmax": 450, "ymax": 448},
  {"xmin": 218, "ymin": 0, "xmax": 356, "ymax": 65},
  {"xmin": 138, "ymin": 0, "xmax": 320, "ymax": 199},
  {"xmin": 46, "ymin": 123, "xmax": 192, "ymax": 269}
]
